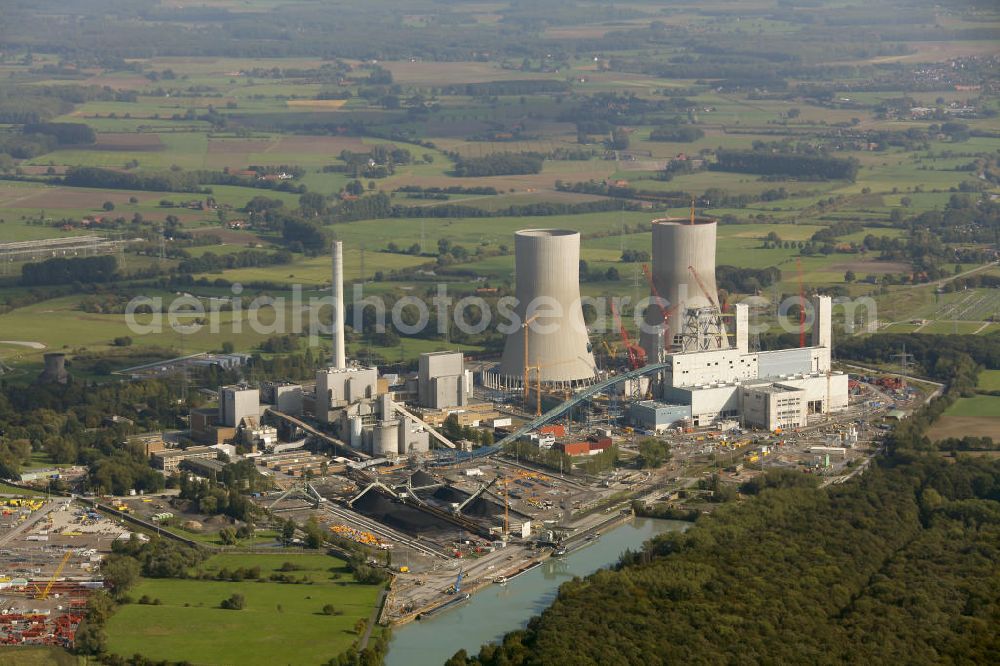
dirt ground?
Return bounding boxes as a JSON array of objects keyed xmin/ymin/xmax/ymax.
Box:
[
  {"xmin": 6, "ymin": 187, "xmax": 161, "ymax": 210},
  {"xmin": 927, "ymin": 415, "xmax": 1000, "ymax": 441}
]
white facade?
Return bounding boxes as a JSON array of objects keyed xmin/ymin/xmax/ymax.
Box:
[
  {"xmin": 219, "ymin": 386, "xmax": 260, "ymax": 428},
  {"xmin": 261, "ymin": 382, "xmax": 304, "ymax": 415},
  {"xmin": 741, "ymin": 383, "xmax": 807, "ymax": 431},
  {"xmin": 418, "ymin": 351, "xmax": 472, "ymax": 409},
  {"xmin": 315, "ymin": 366, "xmax": 378, "ymax": 422},
  {"xmin": 657, "ymin": 295, "xmax": 849, "ymax": 427}
]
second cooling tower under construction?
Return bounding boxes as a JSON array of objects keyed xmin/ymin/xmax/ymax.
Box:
[
  {"xmin": 499, "ymin": 229, "xmax": 596, "ymax": 386},
  {"xmin": 640, "ymin": 217, "xmax": 728, "ymax": 361}
]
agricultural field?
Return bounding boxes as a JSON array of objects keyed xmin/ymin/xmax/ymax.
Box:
[
  {"xmin": 0, "ymin": 0, "xmax": 996, "ymax": 373},
  {"xmin": 928, "ymin": 393, "xmax": 1000, "ymax": 442},
  {"xmin": 977, "ymin": 369, "xmax": 1000, "ymax": 392},
  {"xmin": 105, "ymin": 553, "xmax": 384, "ymax": 665}
]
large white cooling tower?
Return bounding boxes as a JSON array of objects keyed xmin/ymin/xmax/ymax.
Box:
[
  {"xmin": 499, "ymin": 229, "xmax": 596, "ymax": 385},
  {"xmin": 640, "ymin": 217, "xmax": 726, "ymax": 360}
]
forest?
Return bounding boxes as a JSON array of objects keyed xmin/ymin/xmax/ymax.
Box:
[
  {"xmin": 21, "ymin": 255, "xmax": 119, "ymax": 286},
  {"xmin": 711, "ymin": 150, "xmax": 859, "ymax": 180}
]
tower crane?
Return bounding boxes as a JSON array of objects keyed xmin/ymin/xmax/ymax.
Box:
[
  {"xmin": 686, "ymin": 265, "xmax": 720, "ymax": 311},
  {"xmin": 36, "ymin": 550, "xmax": 72, "ymax": 600},
  {"xmin": 610, "ymin": 300, "xmax": 646, "ymax": 370},
  {"xmin": 522, "ymin": 313, "xmax": 540, "ymax": 411},
  {"xmin": 796, "ymin": 257, "xmax": 806, "ymax": 348},
  {"xmin": 642, "ymin": 263, "xmax": 677, "ymax": 354}
]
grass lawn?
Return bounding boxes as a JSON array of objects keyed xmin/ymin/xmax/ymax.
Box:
[
  {"xmin": 105, "ymin": 552, "xmax": 383, "ymax": 665},
  {"xmin": 944, "ymin": 395, "xmax": 1000, "ymax": 418},
  {"xmin": 0, "ymin": 481, "xmax": 44, "ymax": 496},
  {"xmin": 0, "ymin": 646, "xmax": 78, "ymax": 665},
  {"xmin": 977, "ymin": 369, "xmax": 1000, "ymax": 392}
]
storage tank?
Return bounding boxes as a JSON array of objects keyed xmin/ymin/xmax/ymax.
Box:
[
  {"xmin": 640, "ymin": 217, "xmax": 725, "ymax": 360},
  {"xmin": 348, "ymin": 416, "xmax": 363, "ymax": 448},
  {"xmin": 372, "ymin": 421, "xmax": 399, "ymax": 456},
  {"xmin": 498, "ymin": 229, "xmax": 596, "ymax": 386}
]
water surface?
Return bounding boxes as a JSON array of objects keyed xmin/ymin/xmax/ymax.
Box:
[{"xmin": 386, "ymin": 518, "xmax": 688, "ymax": 666}]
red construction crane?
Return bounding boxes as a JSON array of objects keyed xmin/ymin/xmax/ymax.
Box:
[
  {"xmin": 642, "ymin": 263, "xmax": 676, "ymax": 352},
  {"xmin": 610, "ymin": 299, "xmax": 646, "ymax": 370},
  {"xmin": 796, "ymin": 257, "xmax": 806, "ymax": 348},
  {"xmin": 686, "ymin": 265, "xmax": 720, "ymax": 311}
]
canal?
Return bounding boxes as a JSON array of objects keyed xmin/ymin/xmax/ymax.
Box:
[{"xmin": 385, "ymin": 517, "xmax": 689, "ymax": 666}]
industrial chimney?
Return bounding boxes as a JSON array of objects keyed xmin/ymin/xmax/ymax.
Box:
[
  {"xmin": 332, "ymin": 240, "xmax": 346, "ymax": 370},
  {"xmin": 499, "ymin": 229, "xmax": 596, "ymax": 386},
  {"xmin": 640, "ymin": 217, "xmax": 727, "ymax": 360}
]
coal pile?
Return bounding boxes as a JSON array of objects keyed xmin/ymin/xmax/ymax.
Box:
[
  {"xmin": 459, "ymin": 495, "xmax": 504, "ymax": 519},
  {"xmin": 408, "ymin": 469, "xmax": 440, "ymax": 488},
  {"xmin": 353, "ymin": 489, "xmax": 454, "ymax": 538},
  {"xmin": 427, "ymin": 485, "xmax": 467, "ymax": 504},
  {"xmin": 419, "ymin": 485, "xmax": 507, "ymax": 519}
]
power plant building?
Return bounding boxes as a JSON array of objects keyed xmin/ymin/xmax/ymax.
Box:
[
  {"xmin": 496, "ymin": 229, "xmax": 596, "ymax": 387},
  {"xmin": 219, "ymin": 386, "xmax": 260, "ymax": 428},
  {"xmin": 655, "ymin": 295, "xmax": 848, "ymax": 429},
  {"xmin": 315, "ymin": 366, "xmax": 378, "ymax": 422},
  {"xmin": 261, "ymin": 381, "xmax": 304, "ymax": 415},
  {"xmin": 418, "ymin": 351, "xmax": 472, "ymax": 409}
]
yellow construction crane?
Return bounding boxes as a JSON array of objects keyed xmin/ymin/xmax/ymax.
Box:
[
  {"xmin": 521, "ymin": 313, "xmax": 539, "ymax": 410},
  {"xmin": 36, "ymin": 550, "xmax": 72, "ymax": 600}
]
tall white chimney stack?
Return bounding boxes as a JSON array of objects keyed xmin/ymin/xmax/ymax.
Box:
[{"xmin": 332, "ymin": 240, "xmax": 346, "ymax": 369}]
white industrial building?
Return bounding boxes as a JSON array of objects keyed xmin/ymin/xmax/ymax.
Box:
[
  {"xmin": 654, "ymin": 295, "xmax": 848, "ymax": 431},
  {"xmin": 219, "ymin": 385, "xmax": 260, "ymax": 428},
  {"xmin": 313, "ymin": 240, "xmax": 431, "ymax": 457},
  {"xmin": 261, "ymin": 381, "xmax": 304, "ymax": 415},
  {"xmin": 315, "ymin": 366, "xmax": 379, "ymax": 422},
  {"xmin": 418, "ymin": 351, "xmax": 472, "ymax": 409},
  {"xmin": 336, "ymin": 393, "xmax": 430, "ymax": 456},
  {"xmin": 617, "ymin": 216, "xmax": 852, "ymax": 432}
]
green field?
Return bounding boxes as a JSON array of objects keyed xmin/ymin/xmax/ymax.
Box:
[
  {"xmin": 105, "ymin": 553, "xmax": 383, "ymax": 665},
  {"xmin": 944, "ymin": 395, "xmax": 1000, "ymax": 418},
  {"xmin": 977, "ymin": 370, "xmax": 1000, "ymax": 392},
  {"xmin": 0, "ymin": 0, "xmax": 997, "ymax": 372}
]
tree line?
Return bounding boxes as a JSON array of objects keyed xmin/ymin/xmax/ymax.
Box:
[
  {"xmin": 711, "ymin": 149, "xmax": 859, "ymax": 180},
  {"xmin": 451, "ymin": 153, "xmax": 544, "ymax": 177},
  {"xmin": 22, "ymin": 255, "xmax": 118, "ymax": 286}
]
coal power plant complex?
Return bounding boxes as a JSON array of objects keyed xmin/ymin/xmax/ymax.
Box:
[{"xmin": 153, "ymin": 214, "xmax": 868, "ymax": 625}]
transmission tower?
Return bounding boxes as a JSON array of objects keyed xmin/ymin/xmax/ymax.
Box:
[{"xmin": 892, "ymin": 344, "xmax": 914, "ymax": 377}]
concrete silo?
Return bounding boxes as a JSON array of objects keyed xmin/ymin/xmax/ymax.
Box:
[
  {"xmin": 499, "ymin": 229, "xmax": 596, "ymax": 386},
  {"xmin": 640, "ymin": 217, "xmax": 728, "ymax": 360}
]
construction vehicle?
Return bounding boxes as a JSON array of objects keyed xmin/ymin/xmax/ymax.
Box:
[{"xmin": 448, "ymin": 569, "xmax": 464, "ymax": 595}]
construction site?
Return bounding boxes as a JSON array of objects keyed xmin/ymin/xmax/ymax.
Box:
[{"xmin": 0, "ymin": 497, "xmax": 121, "ymax": 648}]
